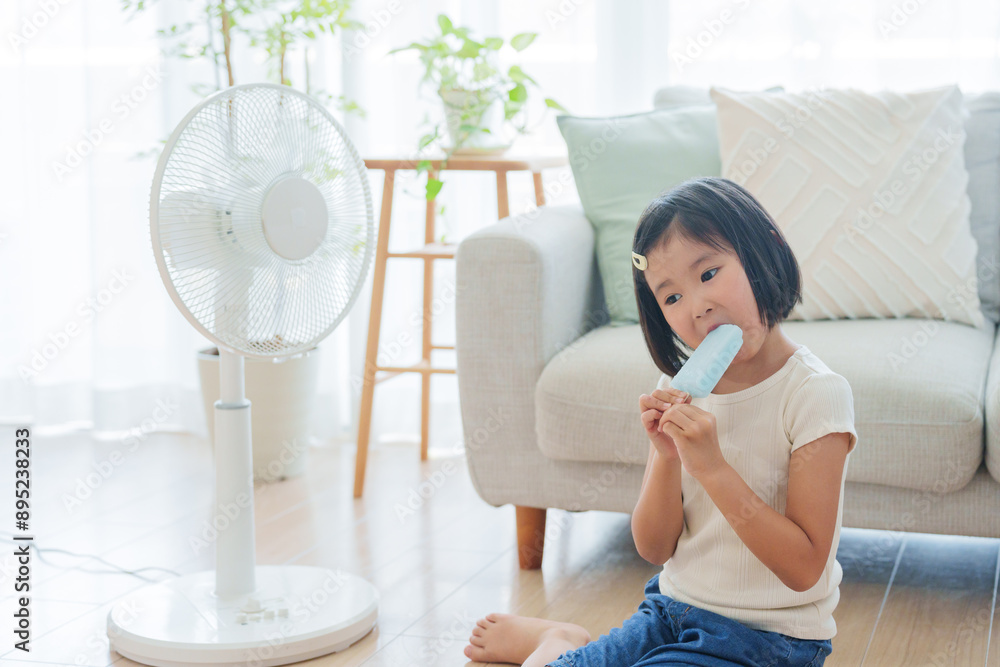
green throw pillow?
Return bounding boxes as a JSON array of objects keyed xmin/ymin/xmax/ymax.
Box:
[{"xmin": 556, "ymin": 106, "xmax": 721, "ymax": 325}]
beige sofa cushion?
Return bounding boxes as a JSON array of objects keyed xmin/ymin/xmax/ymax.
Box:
[
  {"xmin": 535, "ymin": 319, "xmax": 993, "ymax": 493},
  {"xmin": 711, "ymin": 85, "xmax": 985, "ymax": 329}
]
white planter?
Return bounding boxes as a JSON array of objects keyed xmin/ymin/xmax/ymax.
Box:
[
  {"xmin": 197, "ymin": 346, "xmax": 320, "ymax": 482},
  {"xmin": 439, "ymin": 88, "xmax": 513, "ymax": 155}
]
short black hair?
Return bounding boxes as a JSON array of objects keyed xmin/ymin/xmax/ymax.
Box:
[{"xmin": 632, "ymin": 177, "xmax": 803, "ymax": 377}]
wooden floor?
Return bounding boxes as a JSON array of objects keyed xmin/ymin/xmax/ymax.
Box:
[{"xmin": 2, "ymin": 429, "xmax": 999, "ymax": 666}]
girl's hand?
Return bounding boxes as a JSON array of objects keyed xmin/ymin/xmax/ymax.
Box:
[
  {"xmin": 639, "ymin": 387, "xmax": 691, "ymax": 462},
  {"xmin": 658, "ymin": 402, "xmax": 726, "ymax": 480}
]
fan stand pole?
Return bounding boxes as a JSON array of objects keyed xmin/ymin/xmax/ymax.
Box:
[{"xmin": 215, "ymin": 346, "xmax": 257, "ymax": 598}]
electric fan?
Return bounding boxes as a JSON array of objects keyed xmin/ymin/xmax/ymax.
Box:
[{"xmin": 106, "ymin": 83, "xmax": 379, "ymax": 666}]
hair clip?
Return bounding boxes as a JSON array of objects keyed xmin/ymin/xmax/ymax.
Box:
[{"xmin": 631, "ymin": 251, "xmax": 648, "ymax": 270}]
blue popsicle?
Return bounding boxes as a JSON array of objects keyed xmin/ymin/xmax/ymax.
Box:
[{"xmin": 670, "ymin": 324, "xmax": 744, "ymax": 398}]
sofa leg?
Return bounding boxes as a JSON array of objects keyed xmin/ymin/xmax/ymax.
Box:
[{"xmin": 516, "ymin": 506, "xmax": 547, "ymax": 570}]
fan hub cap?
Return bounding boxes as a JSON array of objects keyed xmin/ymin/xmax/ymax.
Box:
[{"xmin": 261, "ymin": 177, "xmax": 328, "ymax": 260}]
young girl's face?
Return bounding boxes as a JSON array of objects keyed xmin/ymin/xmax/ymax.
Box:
[{"xmin": 643, "ymin": 232, "xmax": 765, "ymax": 363}]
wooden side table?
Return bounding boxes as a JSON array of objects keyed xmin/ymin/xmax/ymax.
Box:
[{"xmin": 354, "ymin": 153, "xmax": 568, "ymax": 498}]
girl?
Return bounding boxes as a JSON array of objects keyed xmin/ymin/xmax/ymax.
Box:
[{"xmin": 464, "ymin": 177, "xmax": 858, "ymax": 667}]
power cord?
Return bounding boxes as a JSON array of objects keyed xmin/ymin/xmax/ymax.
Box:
[{"xmin": 0, "ymin": 531, "xmax": 181, "ymax": 582}]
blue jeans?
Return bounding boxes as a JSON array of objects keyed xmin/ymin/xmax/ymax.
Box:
[{"xmin": 547, "ymin": 574, "xmax": 833, "ymax": 667}]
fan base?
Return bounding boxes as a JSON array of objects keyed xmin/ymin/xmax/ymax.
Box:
[{"xmin": 107, "ymin": 565, "xmax": 378, "ymax": 667}]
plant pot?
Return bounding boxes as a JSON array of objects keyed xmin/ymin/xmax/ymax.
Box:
[
  {"xmin": 197, "ymin": 346, "xmax": 320, "ymax": 482},
  {"xmin": 439, "ymin": 88, "xmax": 513, "ymax": 155}
]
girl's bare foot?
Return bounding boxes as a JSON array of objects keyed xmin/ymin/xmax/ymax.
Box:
[{"xmin": 464, "ymin": 613, "xmax": 591, "ymax": 665}]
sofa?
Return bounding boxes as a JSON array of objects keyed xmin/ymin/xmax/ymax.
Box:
[{"xmin": 454, "ymin": 86, "xmax": 1000, "ymax": 569}]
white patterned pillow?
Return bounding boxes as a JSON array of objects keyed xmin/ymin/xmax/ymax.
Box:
[{"xmin": 710, "ymin": 85, "xmax": 985, "ymax": 329}]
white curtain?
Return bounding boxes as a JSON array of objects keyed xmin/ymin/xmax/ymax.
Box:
[
  {"xmin": 2, "ymin": 0, "xmax": 999, "ymax": 451},
  {"xmin": 662, "ymin": 0, "xmax": 1000, "ymax": 93}
]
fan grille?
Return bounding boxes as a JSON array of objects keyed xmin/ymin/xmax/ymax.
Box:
[{"xmin": 151, "ymin": 85, "xmax": 374, "ymax": 358}]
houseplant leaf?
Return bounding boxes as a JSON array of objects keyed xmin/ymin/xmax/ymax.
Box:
[
  {"xmin": 507, "ymin": 65, "xmax": 537, "ymax": 86},
  {"xmin": 456, "ymin": 38, "xmax": 483, "ymax": 59},
  {"xmin": 509, "ymin": 32, "xmax": 537, "ymax": 51},
  {"xmin": 426, "ymin": 177, "xmax": 444, "ymax": 201},
  {"xmin": 387, "ymin": 41, "xmax": 427, "ymax": 55},
  {"xmin": 545, "ymin": 97, "xmax": 568, "ymax": 112}
]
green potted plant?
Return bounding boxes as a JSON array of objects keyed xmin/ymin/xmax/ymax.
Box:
[
  {"xmin": 121, "ymin": 0, "xmax": 366, "ymax": 125},
  {"xmin": 388, "ymin": 14, "xmax": 567, "ymax": 200}
]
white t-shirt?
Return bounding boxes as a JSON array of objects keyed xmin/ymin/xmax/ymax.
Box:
[{"xmin": 655, "ymin": 344, "xmax": 858, "ymax": 641}]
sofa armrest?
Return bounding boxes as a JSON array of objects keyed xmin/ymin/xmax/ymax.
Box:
[{"xmin": 455, "ymin": 204, "xmax": 608, "ymax": 506}]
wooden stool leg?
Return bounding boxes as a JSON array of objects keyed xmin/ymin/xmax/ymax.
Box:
[
  {"xmin": 420, "ymin": 171, "xmax": 437, "ymax": 461},
  {"xmin": 532, "ymin": 171, "xmax": 545, "ymax": 207},
  {"xmin": 496, "ymin": 170, "xmax": 510, "ymax": 220},
  {"xmin": 516, "ymin": 506, "xmax": 547, "ymax": 570},
  {"xmin": 419, "ymin": 270, "xmax": 431, "ymax": 462},
  {"xmin": 420, "ymin": 372, "xmax": 430, "ymax": 461},
  {"xmin": 354, "ymin": 169, "xmax": 395, "ymax": 498}
]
